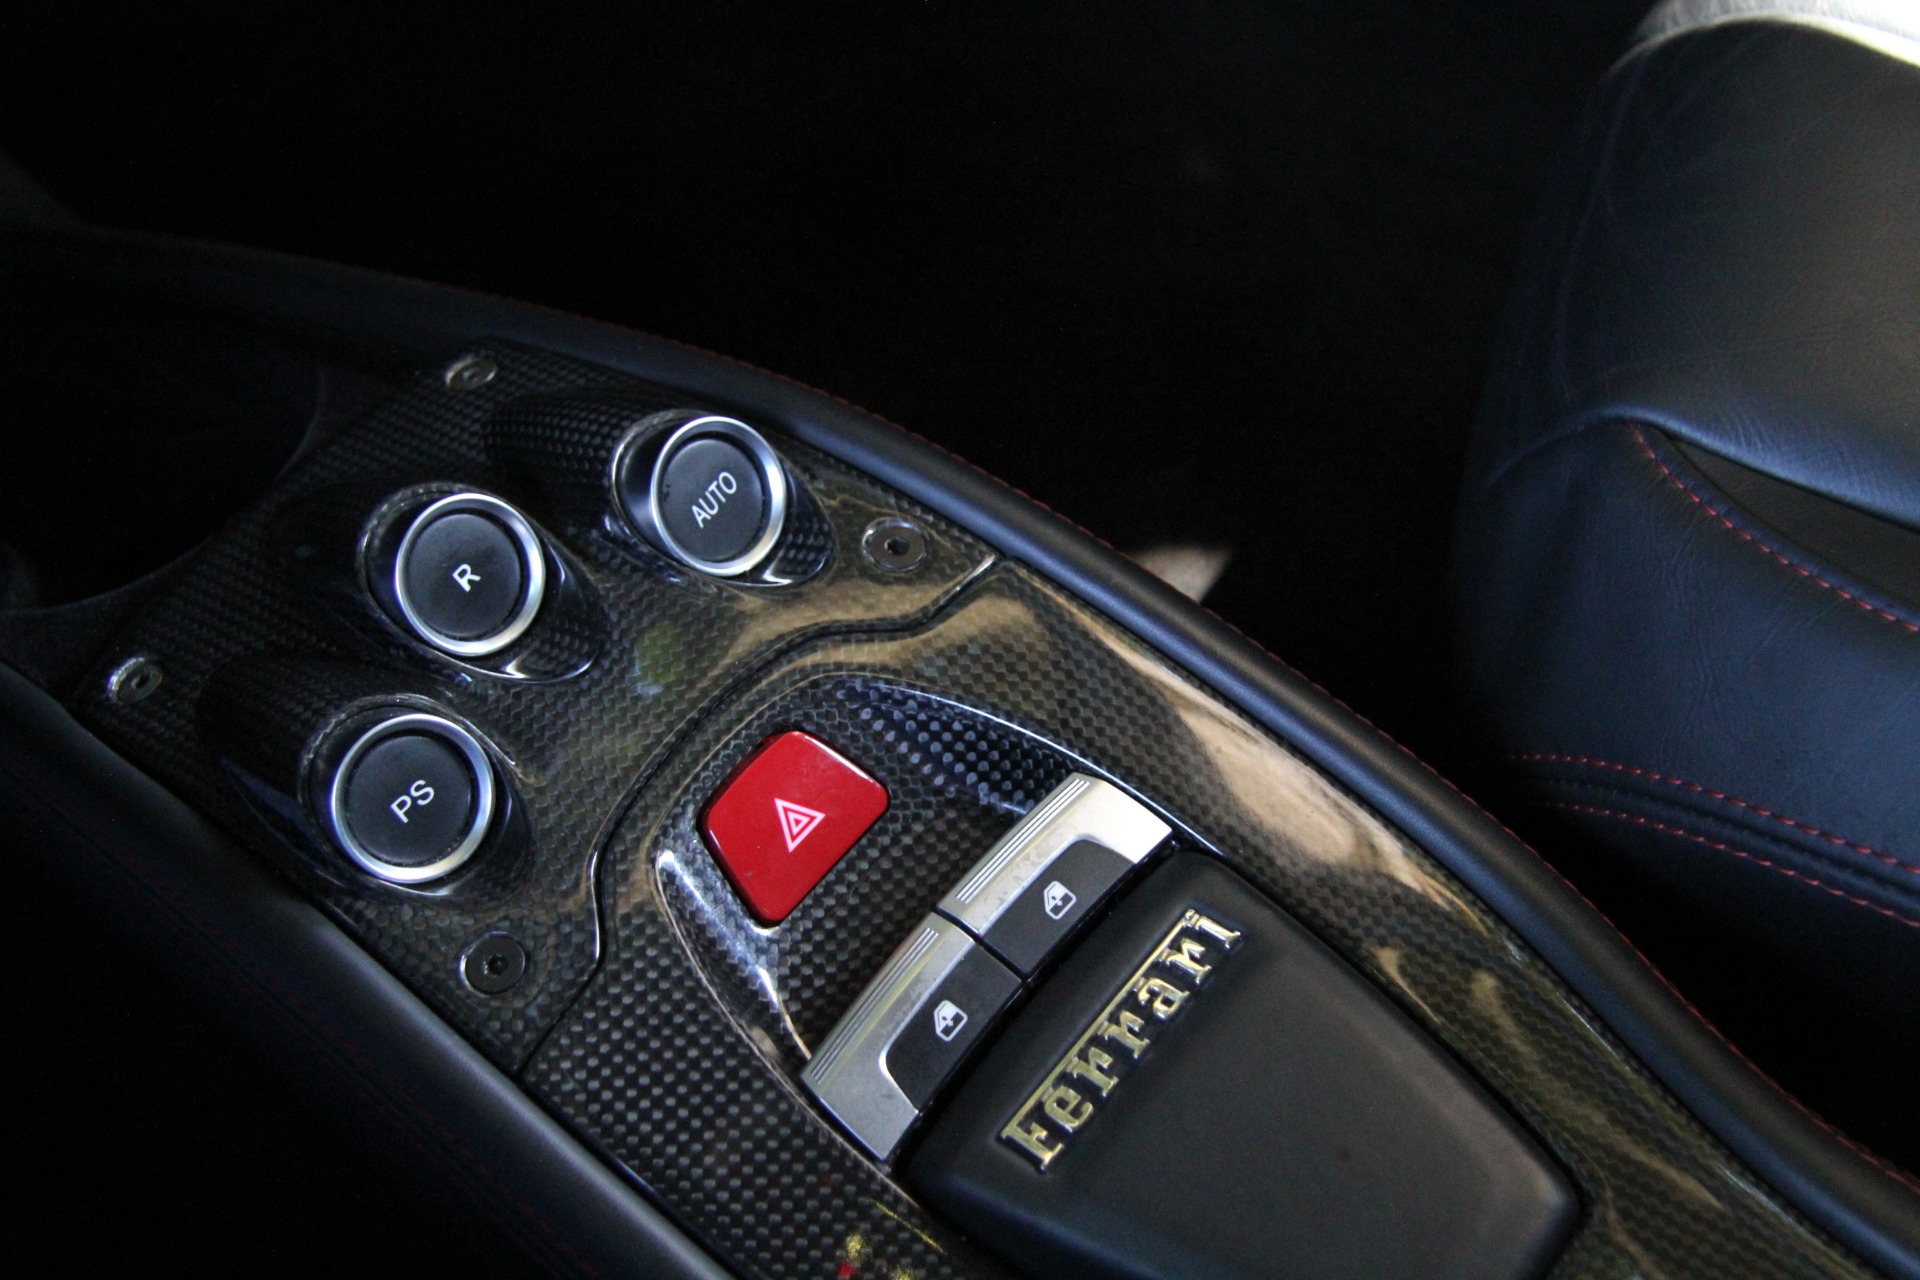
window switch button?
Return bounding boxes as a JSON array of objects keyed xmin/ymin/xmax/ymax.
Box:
[{"xmin": 885, "ymin": 945, "xmax": 1022, "ymax": 1108}]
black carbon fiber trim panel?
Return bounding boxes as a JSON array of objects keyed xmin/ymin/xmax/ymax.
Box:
[
  {"xmin": 62, "ymin": 327, "xmax": 1881, "ymax": 1280},
  {"xmin": 73, "ymin": 342, "xmax": 994, "ymax": 1068},
  {"xmin": 528, "ymin": 565, "xmax": 1874, "ymax": 1280},
  {"xmin": 656, "ymin": 682, "xmax": 1099, "ymax": 1058}
]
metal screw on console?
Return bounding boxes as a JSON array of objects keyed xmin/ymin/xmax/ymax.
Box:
[
  {"xmin": 862, "ymin": 517, "xmax": 929, "ymax": 573},
  {"xmin": 442, "ymin": 354, "xmax": 498, "ymax": 392},
  {"xmin": 461, "ymin": 932, "xmax": 528, "ymax": 994},
  {"xmin": 106, "ymin": 656, "xmax": 164, "ymax": 705}
]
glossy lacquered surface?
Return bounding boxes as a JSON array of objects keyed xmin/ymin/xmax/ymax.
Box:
[
  {"xmin": 527, "ymin": 564, "xmax": 1875, "ymax": 1280},
  {"xmin": 74, "ymin": 342, "xmax": 993, "ymax": 1068},
  {"xmin": 60, "ymin": 331, "xmax": 1884, "ymax": 1278}
]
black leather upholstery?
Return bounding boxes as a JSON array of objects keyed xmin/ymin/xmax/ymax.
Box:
[{"xmin": 1456, "ymin": 16, "xmax": 1920, "ymax": 1140}]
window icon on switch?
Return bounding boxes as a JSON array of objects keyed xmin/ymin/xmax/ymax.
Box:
[
  {"xmin": 1042, "ymin": 881, "xmax": 1077, "ymax": 920},
  {"xmin": 932, "ymin": 1000, "xmax": 968, "ymax": 1042}
]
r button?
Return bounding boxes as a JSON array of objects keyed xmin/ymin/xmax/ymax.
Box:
[
  {"xmin": 390, "ymin": 492, "xmax": 547, "ymax": 657},
  {"xmin": 401, "ymin": 511, "xmax": 526, "ymax": 641}
]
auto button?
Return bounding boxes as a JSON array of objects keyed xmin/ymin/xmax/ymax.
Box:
[
  {"xmin": 659, "ymin": 435, "xmax": 766, "ymax": 565},
  {"xmin": 616, "ymin": 415, "xmax": 791, "ymax": 577}
]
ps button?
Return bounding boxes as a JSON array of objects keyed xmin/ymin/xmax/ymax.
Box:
[
  {"xmin": 342, "ymin": 732, "xmax": 477, "ymax": 869},
  {"xmin": 328, "ymin": 713, "xmax": 497, "ymax": 885}
]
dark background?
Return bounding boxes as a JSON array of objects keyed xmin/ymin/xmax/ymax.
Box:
[
  {"xmin": 0, "ymin": 0, "xmax": 1654, "ymax": 756},
  {"xmin": 0, "ymin": 2, "xmax": 1651, "ymax": 1273}
]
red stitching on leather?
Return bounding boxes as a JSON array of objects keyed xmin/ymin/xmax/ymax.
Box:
[
  {"xmin": 60, "ymin": 255, "xmax": 1920, "ymax": 1209},
  {"xmin": 1513, "ymin": 753, "xmax": 1920, "ymax": 877},
  {"xmin": 1630, "ymin": 424, "xmax": 1920, "ymax": 634},
  {"xmin": 1538, "ymin": 800, "xmax": 1920, "ymax": 929},
  {"xmin": 1342, "ymin": 729, "xmax": 1920, "ymax": 1193},
  {"xmin": 671, "ymin": 363, "xmax": 1920, "ymax": 1201}
]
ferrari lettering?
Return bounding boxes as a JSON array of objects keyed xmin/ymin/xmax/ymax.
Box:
[{"xmin": 999, "ymin": 908, "xmax": 1241, "ymax": 1170}]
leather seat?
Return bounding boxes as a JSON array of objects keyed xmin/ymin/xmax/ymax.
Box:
[{"xmin": 1454, "ymin": 1, "xmax": 1920, "ymax": 1148}]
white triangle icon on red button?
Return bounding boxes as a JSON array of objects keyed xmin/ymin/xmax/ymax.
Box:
[{"xmin": 773, "ymin": 797, "xmax": 827, "ymax": 852}]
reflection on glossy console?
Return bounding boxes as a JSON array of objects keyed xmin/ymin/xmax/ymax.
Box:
[
  {"xmin": 67, "ymin": 336, "xmax": 1884, "ymax": 1280},
  {"xmin": 76, "ymin": 343, "xmax": 995, "ymax": 1068},
  {"xmin": 527, "ymin": 565, "xmax": 1872, "ymax": 1280}
]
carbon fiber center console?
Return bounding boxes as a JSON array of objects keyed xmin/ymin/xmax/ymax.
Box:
[{"xmin": 30, "ymin": 320, "xmax": 1893, "ymax": 1280}]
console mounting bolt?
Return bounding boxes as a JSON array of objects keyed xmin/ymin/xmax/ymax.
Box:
[
  {"xmin": 443, "ymin": 354, "xmax": 498, "ymax": 391},
  {"xmin": 462, "ymin": 932, "xmax": 528, "ymax": 995},
  {"xmin": 862, "ymin": 517, "xmax": 929, "ymax": 573},
  {"xmin": 107, "ymin": 656, "xmax": 164, "ymax": 705}
]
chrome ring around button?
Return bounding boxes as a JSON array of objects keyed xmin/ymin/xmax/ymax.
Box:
[
  {"xmin": 326, "ymin": 713, "xmax": 497, "ymax": 885},
  {"xmin": 615, "ymin": 415, "xmax": 789, "ymax": 577},
  {"xmin": 391, "ymin": 492, "xmax": 548, "ymax": 657}
]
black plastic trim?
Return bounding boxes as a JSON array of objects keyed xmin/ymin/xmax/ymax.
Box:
[
  {"xmin": 0, "ymin": 661, "xmax": 731, "ymax": 1280},
  {"xmin": 7, "ymin": 225, "xmax": 1919, "ymax": 1275}
]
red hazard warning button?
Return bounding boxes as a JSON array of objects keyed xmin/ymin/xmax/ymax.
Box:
[{"xmin": 701, "ymin": 731, "xmax": 890, "ymax": 923}]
